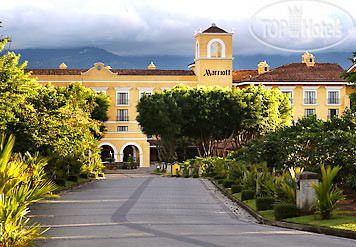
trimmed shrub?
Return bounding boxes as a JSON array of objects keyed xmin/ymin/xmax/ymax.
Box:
[
  {"xmin": 214, "ymin": 174, "xmax": 225, "ymax": 180},
  {"xmin": 256, "ymin": 197, "xmax": 275, "ymax": 211},
  {"xmin": 231, "ymin": 184, "xmax": 243, "ymax": 194},
  {"xmin": 192, "ymin": 168, "xmax": 199, "ymax": 178},
  {"xmin": 346, "ymin": 176, "xmax": 356, "ymax": 190},
  {"xmin": 222, "ymin": 179, "xmax": 234, "ymax": 188},
  {"xmin": 241, "ymin": 190, "xmax": 255, "ymax": 201},
  {"xmin": 68, "ymin": 175, "xmax": 78, "ymax": 182},
  {"xmin": 274, "ymin": 203, "xmax": 300, "ymax": 220},
  {"xmin": 79, "ymin": 173, "xmax": 88, "ymax": 179},
  {"xmin": 209, "ymin": 172, "xmax": 217, "ymax": 177},
  {"xmin": 54, "ymin": 179, "xmax": 66, "ymax": 186},
  {"xmin": 215, "ymin": 179, "xmax": 225, "ymax": 185},
  {"xmin": 98, "ymin": 173, "xmax": 104, "ymax": 177}
]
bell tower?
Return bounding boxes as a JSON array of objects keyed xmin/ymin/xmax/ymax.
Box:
[{"xmin": 192, "ymin": 24, "xmax": 234, "ymax": 88}]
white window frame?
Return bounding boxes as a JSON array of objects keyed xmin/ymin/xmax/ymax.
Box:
[
  {"xmin": 117, "ymin": 109, "xmax": 129, "ymax": 122},
  {"xmin": 328, "ymin": 108, "xmax": 339, "ymax": 119},
  {"xmin": 195, "ymin": 40, "xmax": 199, "ymax": 59},
  {"xmin": 326, "ymin": 86, "xmax": 342, "ymax": 106},
  {"xmin": 117, "ymin": 126, "xmax": 128, "ymax": 132},
  {"xmin": 305, "ymin": 108, "xmax": 316, "ymax": 118},
  {"xmin": 138, "ymin": 87, "xmax": 154, "ymax": 100},
  {"xmin": 91, "ymin": 87, "xmax": 108, "ymax": 95},
  {"xmin": 302, "ymin": 86, "xmax": 319, "ymax": 106},
  {"xmin": 207, "ymin": 38, "xmax": 226, "ymax": 58},
  {"xmin": 279, "ymin": 86, "xmax": 295, "ymax": 105},
  {"xmin": 115, "ymin": 87, "xmax": 131, "ymax": 106}
]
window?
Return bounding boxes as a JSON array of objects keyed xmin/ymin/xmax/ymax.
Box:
[
  {"xmin": 207, "ymin": 39, "xmax": 225, "ymax": 58},
  {"xmin": 327, "ymin": 91, "xmax": 340, "ymax": 105},
  {"xmin": 279, "ymin": 86, "xmax": 295, "ymax": 105},
  {"xmin": 281, "ymin": 91, "xmax": 294, "ymax": 105},
  {"xmin": 140, "ymin": 91, "xmax": 152, "ymax": 99},
  {"xmin": 117, "ymin": 92, "xmax": 129, "ymax": 105},
  {"xmin": 328, "ymin": 109, "xmax": 339, "ymax": 119},
  {"xmin": 196, "ymin": 41, "xmax": 199, "ymax": 58},
  {"xmin": 117, "ymin": 126, "xmax": 128, "ymax": 132},
  {"xmin": 117, "ymin": 109, "xmax": 128, "ymax": 121},
  {"xmin": 305, "ymin": 109, "xmax": 316, "ymax": 118},
  {"xmin": 91, "ymin": 87, "xmax": 107, "ymax": 95},
  {"xmin": 210, "ymin": 42, "xmax": 222, "ymax": 58},
  {"xmin": 138, "ymin": 88, "xmax": 154, "ymax": 99},
  {"xmin": 304, "ymin": 90, "xmax": 317, "ymax": 105}
]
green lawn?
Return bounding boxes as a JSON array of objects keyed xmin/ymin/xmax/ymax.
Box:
[
  {"xmin": 284, "ymin": 211, "xmax": 356, "ymax": 231},
  {"xmin": 56, "ymin": 177, "xmax": 91, "ymax": 191},
  {"xmin": 213, "ymin": 178, "xmax": 356, "ymax": 232}
]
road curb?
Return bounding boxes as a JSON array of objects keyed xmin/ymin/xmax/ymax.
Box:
[
  {"xmin": 208, "ymin": 178, "xmax": 356, "ymax": 240},
  {"xmin": 53, "ymin": 178, "xmax": 96, "ymax": 194}
]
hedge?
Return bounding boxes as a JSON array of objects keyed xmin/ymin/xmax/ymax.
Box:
[
  {"xmin": 274, "ymin": 203, "xmax": 300, "ymax": 220},
  {"xmin": 241, "ymin": 190, "xmax": 255, "ymax": 201},
  {"xmin": 256, "ymin": 197, "xmax": 275, "ymax": 211}
]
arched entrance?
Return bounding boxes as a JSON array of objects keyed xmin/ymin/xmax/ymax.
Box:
[
  {"xmin": 99, "ymin": 142, "xmax": 118, "ymax": 162},
  {"xmin": 120, "ymin": 142, "xmax": 143, "ymax": 167}
]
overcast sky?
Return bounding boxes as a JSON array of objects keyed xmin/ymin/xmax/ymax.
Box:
[{"xmin": 1, "ymin": 0, "xmax": 356, "ymax": 56}]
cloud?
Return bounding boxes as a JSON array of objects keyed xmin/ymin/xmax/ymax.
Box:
[{"xmin": 1, "ymin": 0, "xmax": 356, "ymax": 56}]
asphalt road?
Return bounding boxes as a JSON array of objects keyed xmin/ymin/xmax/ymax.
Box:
[{"xmin": 30, "ymin": 173, "xmax": 356, "ymax": 247}]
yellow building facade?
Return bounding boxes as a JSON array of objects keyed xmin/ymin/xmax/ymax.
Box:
[{"xmin": 26, "ymin": 24, "xmax": 356, "ymax": 167}]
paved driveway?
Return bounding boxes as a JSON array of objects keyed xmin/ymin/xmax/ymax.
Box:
[{"xmin": 31, "ymin": 174, "xmax": 356, "ymax": 247}]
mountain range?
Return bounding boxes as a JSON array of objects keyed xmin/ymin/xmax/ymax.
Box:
[{"xmin": 7, "ymin": 47, "xmax": 355, "ymax": 71}]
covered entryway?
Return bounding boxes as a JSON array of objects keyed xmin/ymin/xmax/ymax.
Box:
[
  {"xmin": 120, "ymin": 142, "xmax": 143, "ymax": 167},
  {"xmin": 99, "ymin": 142, "xmax": 118, "ymax": 162}
]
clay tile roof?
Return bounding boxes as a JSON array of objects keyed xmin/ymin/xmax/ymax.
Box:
[
  {"xmin": 24, "ymin": 69, "xmax": 87, "ymax": 75},
  {"xmin": 111, "ymin": 69, "xmax": 195, "ymax": 76},
  {"xmin": 232, "ymin": 70, "xmax": 258, "ymax": 82},
  {"xmin": 25, "ymin": 68, "xmax": 195, "ymax": 76},
  {"xmin": 202, "ymin": 25, "xmax": 228, "ymax": 33},
  {"xmin": 239, "ymin": 63, "xmax": 345, "ymax": 83}
]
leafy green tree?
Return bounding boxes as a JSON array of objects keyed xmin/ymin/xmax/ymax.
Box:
[
  {"xmin": 137, "ymin": 84, "xmax": 292, "ymax": 161},
  {"xmin": 341, "ymin": 52, "xmax": 356, "ymax": 111},
  {"xmin": 0, "ymin": 38, "xmax": 108, "ymax": 177}
]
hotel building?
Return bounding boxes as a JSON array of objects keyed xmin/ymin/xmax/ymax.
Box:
[{"xmin": 26, "ymin": 24, "xmax": 356, "ymax": 167}]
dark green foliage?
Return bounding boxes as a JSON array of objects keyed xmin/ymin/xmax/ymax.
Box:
[
  {"xmin": 98, "ymin": 173, "xmax": 104, "ymax": 177},
  {"xmin": 216, "ymin": 179, "xmax": 224, "ymax": 184},
  {"xmin": 214, "ymin": 174, "xmax": 225, "ymax": 180},
  {"xmin": 241, "ymin": 190, "xmax": 255, "ymax": 201},
  {"xmin": 68, "ymin": 175, "xmax": 78, "ymax": 182},
  {"xmin": 209, "ymin": 172, "xmax": 217, "ymax": 177},
  {"xmin": 346, "ymin": 176, "xmax": 356, "ymax": 190},
  {"xmin": 222, "ymin": 179, "xmax": 234, "ymax": 188},
  {"xmin": 192, "ymin": 168, "xmax": 199, "ymax": 178},
  {"xmin": 137, "ymin": 84, "xmax": 292, "ymax": 161},
  {"xmin": 274, "ymin": 203, "xmax": 300, "ymax": 220},
  {"xmin": 256, "ymin": 197, "xmax": 275, "ymax": 211},
  {"xmin": 229, "ymin": 111, "xmax": 356, "ymax": 181},
  {"xmin": 79, "ymin": 173, "xmax": 88, "ymax": 179},
  {"xmin": 54, "ymin": 179, "xmax": 66, "ymax": 186},
  {"xmin": 231, "ymin": 185, "xmax": 243, "ymax": 194},
  {"xmin": 0, "ymin": 38, "xmax": 108, "ymax": 179},
  {"xmin": 183, "ymin": 165, "xmax": 190, "ymax": 178}
]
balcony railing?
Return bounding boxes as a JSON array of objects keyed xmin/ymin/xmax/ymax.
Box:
[
  {"xmin": 304, "ymin": 98, "xmax": 317, "ymax": 105},
  {"xmin": 327, "ymin": 98, "xmax": 340, "ymax": 105}
]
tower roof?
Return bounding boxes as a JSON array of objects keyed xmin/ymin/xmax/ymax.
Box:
[{"xmin": 202, "ymin": 23, "xmax": 227, "ymax": 33}]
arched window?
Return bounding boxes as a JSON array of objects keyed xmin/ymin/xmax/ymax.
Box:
[
  {"xmin": 207, "ymin": 39, "xmax": 225, "ymax": 58},
  {"xmin": 210, "ymin": 42, "xmax": 222, "ymax": 57},
  {"xmin": 196, "ymin": 41, "xmax": 199, "ymax": 58}
]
